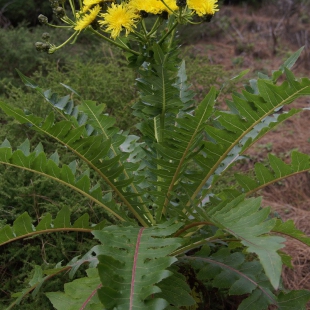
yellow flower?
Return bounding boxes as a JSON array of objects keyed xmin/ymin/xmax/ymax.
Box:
[
  {"xmin": 74, "ymin": 5, "xmax": 101, "ymax": 30},
  {"xmin": 128, "ymin": 0, "xmax": 162, "ymax": 15},
  {"xmin": 129, "ymin": 0, "xmax": 178, "ymax": 15},
  {"xmin": 83, "ymin": 0, "xmax": 103, "ymax": 5},
  {"xmin": 187, "ymin": 0, "xmax": 219, "ymax": 17},
  {"xmin": 99, "ymin": 3, "xmax": 138, "ymax": 39},
  {"xmin": 81, "ymin": 0, "xmax": 106, "ymax": 13},
  {"xmin": 164, "ymin": 0, "xmax": 179, "ymax": 12}
]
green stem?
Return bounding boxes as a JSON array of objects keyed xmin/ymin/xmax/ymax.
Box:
[
  {"xmin": 49, "ymin": 31, "xmax": 79, "ymax": 53},
  {"xmin": 147, "ymin": 17, "xmax": 162, "ymax": 38},
  {"xmin": 174, "ymin": 221, "xmax": 215, "ymax": 237},
  {"xmin": 68, "ymin": 0, "xmax": 76, "ymax": 16},
  {"xmin": 155, "ymin": 23, "xmax": 178, "ymax": 221},
  {"xmin": 157, "ymin": 20, "xmax": 178, "ymax": 45},
  {"xmin": 46, "ymin": 23, "xmax": 72, "ymax": 28},
  {"xmin": 160, "ymin": 0, "xmax": 174, "ymax": 14},
  {"xmin": 141, "ymin": 19, "xmax": 148, "ymax": 36},
  {"xmin": 171, "ymin": 233, "xmax": 229, "ymax": 256},
  {"xmin": 160, "ymin": 22, "xmax": 178, "ymax": 137},
  {"xmin": 89, "ymin": 28, "xmax": 140, "ymax": 56}
]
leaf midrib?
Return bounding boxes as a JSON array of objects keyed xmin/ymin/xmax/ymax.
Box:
[{"xmin": 189, "ymin": 84, "xmax": 310, "ymax": 204}]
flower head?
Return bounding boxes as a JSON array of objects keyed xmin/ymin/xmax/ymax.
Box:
[
  {"xmin": 163, "ymin": 0, "xmax": 179, "ymax": 13},
  {"xmin": 129, "ymin": 0, "xmax": 178, "ymax": 15},
  {"xmin": 99, "ymin": 3, "xmax": 138, "ymax": 39},
  {"xmin": 187, "ymin": 0, "xmax": 219, "ymax": 17},
  {"xmin": 82, "ymin": 0, "xmax": 104, "ymax": 13},
  {"xmin": 129, "ymin": 0, "xmax": 163, "ymax": 15},
  {"xmin": 74, "ymin": 4, "xmax": 101, "ymax": 30}
]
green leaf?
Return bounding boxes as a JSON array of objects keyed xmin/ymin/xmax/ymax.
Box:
[
  {"xmin": 154, "ymin": 87, "xmax": 216, "ymax": 220},
  {"xmin": 0, "ymin": 100, "xmax": 152, "ymax": 226},
  {"xmin": 155, "ymin": 266, "xmax": 196, "ymax": 307},
  {"xmin": 205, "ymin": 196, "xmax": 285, "ymax": 289},
  {"xmin": 0, "ymin": 138, "xmax": 127, "ymax": 222},
  {"xmin": 93, "ymin": 221, "xmax": 183, "ymax": 309},
  {"xmin": 272, "ymin": 219, "xmax": 310, "ymax": 246},
  {"xmin": 234, "ymin": 151, "xmax": 310, "ymax": 196},
  {"xmin": 238, "ymin": 289, "xmax": 273, "ymax": 310},
  {"xmin": 13, "ymin": 212, "xmax": 33, "ymax": 236},
  {"xmin": 187, "ymin": 68, "xmax": 310, "ymax": 205},
  {"xmin": 280, "ymin": 47, "xmax": 304, "ymax": 71},
  {"xmin": 187, "ymin": 249, "xmax": 276, "ymax": 306},
  {"xmin": 53, "ymin": 205, "xmax": 71, "ymax": 228},
  {"xmin": 46, "ymin": 268, "xmax": 103, "ymax": 310},
  {"xmin": 0, "ymin": 206, "xmax": 103, "ymax": 246},
  {"xmin": 277, "ymin": 290, "xmax": 310, "ymax": 310}
]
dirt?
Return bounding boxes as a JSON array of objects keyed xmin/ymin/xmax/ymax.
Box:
[{"xmin": 194, "ymin": 1, "xmax": 310, "ymax": 304}]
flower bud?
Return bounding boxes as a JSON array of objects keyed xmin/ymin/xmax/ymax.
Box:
[
  {"xmin": 49, "ymin": 0, "xmax": 59, "ymax": 8},
  {"xmin": 54, "ymin": 6, "xmax": 65, "ymax": 18},
  {"xmin": 176, "ymin": 0, "xmax": 187, "ymax": 7},
  {"xmin": 42, "ymin": 32, "xmax": 50, "ymax": 41},
  {"xmin": 35, "ymin": 42, "xmax": 51, "ymax": 53},
  {"xmin": 35, "ymin": 42, "xmax": 44, "ymax": 52},
  {"xmin": 38, "ymin": 14, "xmax": 48, "ymax": 24},
  {"xmin": 42, "ymin": 43, "xmax": 51, "ymax": 52}
]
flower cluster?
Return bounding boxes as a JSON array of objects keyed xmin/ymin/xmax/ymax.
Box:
[
  {"xmin": 37, "ymin": 0, "xmax": 218, "ymax": 54},
  {"xmin": 75, "ymin": 0, "xmax": 218, "ymax": 39}
]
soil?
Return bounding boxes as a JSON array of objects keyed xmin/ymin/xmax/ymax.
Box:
[{"xmin": 192, "ymin": 1, "xmax": 310, "ymax": 306}]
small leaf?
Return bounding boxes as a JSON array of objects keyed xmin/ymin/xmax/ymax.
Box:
[
  {"xmin": 280, "ymin": 47, "xmax": 304, "ymax": 71},
  {"xmin": 13, "ymin": 212, "xmax": 33, "ymax": 236},
  {"xmin": 277, "ymin": 290, "xmax": 310, "ymax": 310},
  {"xmin": 53, "ymin": 206, "xmax": 71, "ymax": 228},
  {"xmin": 272, "ymin": 219, "xmax": 310, "ymax": 247}
]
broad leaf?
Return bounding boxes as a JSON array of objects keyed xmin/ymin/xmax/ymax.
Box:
[
  {"xmin": 186, "ymin": 248, "xmax": 277, "ymax": 307},
  {"xmin": 204, "ymin": 196, "xmax": 285, "ymax": 289},
  {"xmin": 92, "ymin": 221, "xmax": 184, "ymax": 309},
  {"xmin": 46, "ymin": 268, "xmax": 103, "ymax": 310}
]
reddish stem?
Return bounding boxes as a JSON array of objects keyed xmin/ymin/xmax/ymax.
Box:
[
  {"xmin": 174, "ymin": 221, "xmax": 215, "ymax": 237},
  {"xmin": 130, "ymin": 227, "xmax": 145, "ymax": 309},
  {"xmin": 80, "ymin": 283, "xmax": 103, "ymax": 310}
]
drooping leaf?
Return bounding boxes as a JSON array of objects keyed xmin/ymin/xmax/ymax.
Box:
[
  {"xmin": 185, "ymin": 248, "xmax": 277, "ymax": 307},
  {"xmin": 203, "ymin": 196, "xmax": 285, "ymax": 289}
]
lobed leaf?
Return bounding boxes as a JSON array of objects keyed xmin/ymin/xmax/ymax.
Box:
[
  {"xmin": 0, "ymin": 139, "xmax": 126, "ymax": 222},
  {"xmin": 92, "ymin": 221, "xmax": 184, "ymax": 309},
  {"xmin": 234, "ymin": 151, "xmax": 310, "ymax": 197},
  {"xmin": 0, "ymin": 206, "xmax": 105, "ymax": 246},
  {"xmin": 204, "ymin": 196, "xmax": 285, "ymax": 289}
]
